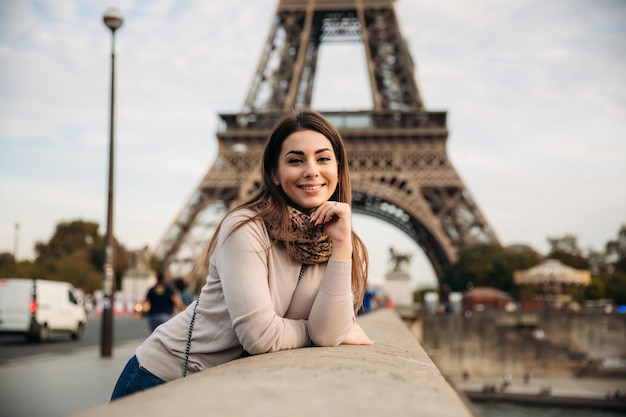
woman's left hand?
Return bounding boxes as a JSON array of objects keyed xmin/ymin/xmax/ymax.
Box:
[{"xmin": 341, "ymin": 323, "xmax": 374, "ymax": 345}]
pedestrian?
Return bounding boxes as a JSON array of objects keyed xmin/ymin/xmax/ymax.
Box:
[
  {"xmin": 501, "ymin": 372, "xmax": 512, "ymax": 391},
  {"xmin": 173, "ymin": 278, "xmax": 194, "ymax": 307},
  {"xmin": 143, "ymin": 272, "xmax": 186, "ymax": 332},
  {"xmin": 111, "ymin": 109, "xmax": 373, "ymax": 400}
]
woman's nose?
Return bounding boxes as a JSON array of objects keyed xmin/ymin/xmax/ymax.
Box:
[{"xmin": 303, "ymin": 161, "xmax": 319, "ymax": 177}]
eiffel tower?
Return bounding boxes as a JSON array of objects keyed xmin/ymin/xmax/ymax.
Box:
[{"xmin": 155, "ymin": 0, "xmax": 499, "ymax": 291}]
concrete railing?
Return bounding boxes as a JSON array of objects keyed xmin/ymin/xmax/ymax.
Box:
[{"xmin": 71, "ymin": 309, "xmax": 478, "ymax": 417}]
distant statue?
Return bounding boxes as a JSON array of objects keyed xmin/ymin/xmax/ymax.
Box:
[
  {"xmin": 128, "ymin": 246, "xmax": 151, "ymax": 271},
  {"xmin": 388, "ymin": 247, "xmax": 412, "ymax": 273}
]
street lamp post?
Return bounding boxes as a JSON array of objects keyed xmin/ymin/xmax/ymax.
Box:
[
  {"xmin": 101, "ymin": 8, "xmax": 123, "ymax": 358},
  {"xmin": 13, "ymin": 223, "xmax": 19, "ymax": 277}
]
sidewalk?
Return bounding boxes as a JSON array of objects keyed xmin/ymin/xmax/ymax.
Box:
[{"xmin": 0, "ymin": 340, "xmax": 142, "ymax": 417}]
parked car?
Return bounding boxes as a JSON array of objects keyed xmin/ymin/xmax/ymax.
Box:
[{"xmin": 0, "ymin": 278, "xmax": 86, "ymax": 342}]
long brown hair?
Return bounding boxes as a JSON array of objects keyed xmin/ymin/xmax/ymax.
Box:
[{"xmin": 205, "ymin": 109, "xmax": 369, "ymax": 311}]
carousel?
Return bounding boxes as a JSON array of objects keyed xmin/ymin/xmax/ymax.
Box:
[{"xmin": 513, "ymin": 259, "xmax": 591, "ymax": 310}]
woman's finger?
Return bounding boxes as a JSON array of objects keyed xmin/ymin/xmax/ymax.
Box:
[{"xmin": 310, "ymin": 201, "xmax": 347, "ymax": 225}]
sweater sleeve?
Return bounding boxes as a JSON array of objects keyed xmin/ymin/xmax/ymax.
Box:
[
  {"xmin": 308, "ymin": 259, "xmax": 355, "ymax": 346},
  {"xmin": 215, "ymin": 212, "xmax": 310, "ymax": 355}
]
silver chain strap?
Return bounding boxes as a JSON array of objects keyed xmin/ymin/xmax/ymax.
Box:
[
  {"xmin": 298, "ymin": 264, "xmax": 306, "ymax": 282},
  {"xmin": 182, "ymin": 296, "xmax": 200, "ymax": 377}
]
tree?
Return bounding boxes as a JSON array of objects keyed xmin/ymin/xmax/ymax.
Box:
[
  {"xmin": 605, "ymin": 271, "xmax": 626, "ymax": 306},
  {"xmin": 0, "ymin": 252, "xmax": 17, "ymax": 277},
  {"xmin": 32, "ymin": 220, "xmax": 129, "ymax": 293},
  {"xmin": 0, "ymin": 253, "xmax": 37, "ymax": 278},
  {"xmin": 584, "ymin": 277, "xmax": 606, "ymax": 300},
  {"xmin": 505, "ymin": 244, "xmax": 542, "ymax": 271},
  {"xmin": 546, "ymin": 234, "xmax": 589, "ymax": 269},
  {"xmin": 606, "ymin": 225, "xmax": 626, "ymax": 268},
  {"xmin": 603, "ymin": 225, "xmax": 626, "ymax": 305},
  {"xmin": 442, "ymin": 243, "xmax": 540, "ymax": 297}
]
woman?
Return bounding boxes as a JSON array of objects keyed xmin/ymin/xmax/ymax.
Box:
[{"xmin": 111, "ymin": 109, "xmax": 372, "ymax": 400}]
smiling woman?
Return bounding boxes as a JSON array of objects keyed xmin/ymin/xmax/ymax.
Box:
[{"xmin": 110, "ymin": 109, "xmax": 373, "ymax": 400}]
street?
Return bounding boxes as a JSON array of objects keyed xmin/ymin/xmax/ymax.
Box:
[{"xmin": 0, "ymin": 314, "xmax": 150, "ymax": 364}]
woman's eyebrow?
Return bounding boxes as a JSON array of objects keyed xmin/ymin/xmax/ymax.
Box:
[{"xmin": 284, "ymin": 148, "xmax": 332, "ymax": 157}]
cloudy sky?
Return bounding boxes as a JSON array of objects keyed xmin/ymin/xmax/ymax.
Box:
[{"xmin": 1, "ymin": 0, "xmax": 625, "ymax": 288}]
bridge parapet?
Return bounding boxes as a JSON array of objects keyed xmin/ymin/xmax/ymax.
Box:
[{"xmin": 70, "ymin": 309, "xmax": 477, "ymax": 417}]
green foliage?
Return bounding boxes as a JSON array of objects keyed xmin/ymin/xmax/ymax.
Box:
[
  {"xmin": 540, "ymin": 227, "xmax": 626, "ymax": 305},
  {"xmin": 605, "ymin": 270, "xmax": 626, "ymax": 306},
  {"xmin": 584, "ymin": 277, "xmax": 606, "ymax": 300},
  {"xmin": 0, "ymin": 253, "xmax": 36, "ymax": 278},
  {"xmin": 599, "ymin": 224, "xmax": 626, "ymax": 306},
  {"xmin": 547, "ymin": 234, "xmax": 589, "ymax": 269},
  {"xmin": 442, "ymin": 243, "xmax": 540, "ymax": 298},
  {"xmin": 505, "ymin": 244, "xmax": 542, "ymax": 270},
  {"xmin": 13, "ymin": 220, "xmax": 131, "ymax": 293},
  {"xmin": 440, "ymin": 225, "xmax": 626, "ymax": 306},
  {"xmin": 0, "ymin": 253, "xmax": 16, "ymax": 277}
]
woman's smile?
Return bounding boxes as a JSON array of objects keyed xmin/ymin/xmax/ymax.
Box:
[{"xmin": 298, "ymin": 183, "xmax": 325, "ymax": 192}]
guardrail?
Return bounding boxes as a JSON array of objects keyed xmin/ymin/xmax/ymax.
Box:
[{"xmin": 70, "ymin": 309, "xmax": 478, "ymax": 417}]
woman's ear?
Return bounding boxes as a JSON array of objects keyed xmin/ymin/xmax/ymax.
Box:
[{"xmin": 271, "ymin": 171, "xmax": 280, "ymax": 186}]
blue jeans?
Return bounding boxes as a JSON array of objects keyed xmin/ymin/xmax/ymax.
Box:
[
  {"xmin": 148, "ymin": 313, "xmax": 173, "ymax": 332},
  {"xmin": 110, "ymin": 355, "xmax": 165, "ymax": 401}
]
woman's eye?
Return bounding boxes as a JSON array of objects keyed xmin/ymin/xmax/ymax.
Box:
[
  {"xmin": 288, "ymin": 158, "xmax": 303, "ymax": 164},
  {"xmin": 318, "ymin": 156, "xmax": 331, "ymax": 163}
]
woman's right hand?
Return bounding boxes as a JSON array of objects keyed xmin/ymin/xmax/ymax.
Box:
[
  {"xmin": 341, "ymin": 323, "xmax": 373, "ymax": 345},
  {"xmin": 310, "ymin": 201, "xmax": 352, "ymax": 260}
]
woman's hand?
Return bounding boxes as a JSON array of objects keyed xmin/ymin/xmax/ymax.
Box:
[
  {"xmin": 341, "ymin": 323, "xmax": 373, "ymax": 345},
  {"xmin": 309, "ymin": 201, "xmax": 352, "ymax": 260}
]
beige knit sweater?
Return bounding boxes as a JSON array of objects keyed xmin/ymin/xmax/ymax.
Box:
[{"xmin": 136, "ymin": 208, "xmax": 356, "ymax": 381}]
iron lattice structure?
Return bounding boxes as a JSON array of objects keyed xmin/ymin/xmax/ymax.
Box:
[{"xmin": 155, "ymin": 0, "xmax": 499, "ymax": 292}]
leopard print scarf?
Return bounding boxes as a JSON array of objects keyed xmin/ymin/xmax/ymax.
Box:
[{"xmin": 264, "ymin": 205, "xmax": 332, "ymax": 265}]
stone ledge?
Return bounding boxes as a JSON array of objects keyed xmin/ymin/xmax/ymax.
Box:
[{"xmin": 70, "ymin": 309, "xmax": 477, "ymax": 417}]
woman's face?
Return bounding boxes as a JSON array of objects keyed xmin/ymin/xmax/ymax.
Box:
[{"xmin": 272, "ymin": 129, "xmax": 339, "ymax": 214}]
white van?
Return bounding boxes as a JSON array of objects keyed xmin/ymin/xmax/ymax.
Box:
[{"xmin": 0, "ymin": 278, "xmax": 87, "ymax": 342}]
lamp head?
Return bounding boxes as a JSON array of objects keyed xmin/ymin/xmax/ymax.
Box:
[{"xmin": 103, "ymin": 8, "xmax": 124, "ymax": 32}]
